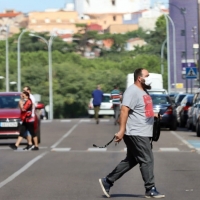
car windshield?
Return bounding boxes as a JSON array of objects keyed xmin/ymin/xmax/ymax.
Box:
[
  {"xmin": 150, "ymin": 95, "xmax": 170, "ymax": 105},
  {"xmin": 102, "ymin": 95, "xmax": 110, "ymax": 103},
  {"xmin": 0, "ymin": 95, "xmax": 20, "ymax": 109}
]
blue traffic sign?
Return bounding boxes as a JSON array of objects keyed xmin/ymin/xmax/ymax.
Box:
[{"xmin": 185, "ymin": 67, "xmax": 197, "ymax": 79}]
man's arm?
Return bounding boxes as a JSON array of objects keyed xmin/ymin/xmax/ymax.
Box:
[{"xmin": 115, "ymin": 105, "xmax": 130, "ymax": 142}]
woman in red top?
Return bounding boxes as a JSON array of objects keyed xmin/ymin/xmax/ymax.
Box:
[{"xmin": 10, "ymin": 91, "xmax": 38, "ymax": 150}]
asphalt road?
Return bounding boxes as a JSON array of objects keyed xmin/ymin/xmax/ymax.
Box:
[{"xmin": 0, "ymin": 118, "xmax": 200, "ymax": 200}]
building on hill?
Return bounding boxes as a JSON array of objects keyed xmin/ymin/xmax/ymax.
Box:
[
  {"xmin": 75, "ymin": 0, "xmax": 150, "ymax": 17},
  {"xmin": 125, "ymin": 37, "xmax": 147, "ymax": 51},
  {"xmin": 107, "ymin": 24, "xmax": 138, "ymax": 34},
  {"xmin": 139, "ymin": 7, "xmax": 168, "ymax": 31},
  {"xmin": 28, "ymin": 10, "xmax": 79, "ymax": 34},
  {"xmin": 0, "ymin": 10, "xmax": 27, "ymax": 39}
]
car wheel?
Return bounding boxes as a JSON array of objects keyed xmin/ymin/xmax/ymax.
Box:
[
  {"xmin": 192, "ymin": 124, "xmax": 196, "ymax": 132},
  {"xmin": 196, "ymin": 122, "xmax": 200, "ymax": 137}
]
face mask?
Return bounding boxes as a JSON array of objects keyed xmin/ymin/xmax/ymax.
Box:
[
  {"xmin": 143, "ymin": 77, "xmax": 152, "ymax": 85},
  {"xmin": 141, "ymin": 76, "xmax": 152, "ymax": 90}
]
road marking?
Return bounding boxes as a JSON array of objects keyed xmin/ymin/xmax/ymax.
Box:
[
  {"xmin": 187, "ymin": 140, "xmax": 200, "ymax": 148},
  {"xmin": 160, "ymin": 148, "xmax": 180, "ymax": 152},
  {"xmin": 0, "ymin": 146, "xmax": 48, "ymax": 150},
  {"xmin": 51, "ymin": 122, "xmax": 79, "ymax": 148},
  {"xmin": 88, "ymin": 148, "xmax": 107, "ymax": 152},
  {"xmin": 0, "ymin": 151, "xmax": 48, "ymax": 189},
  {"xmin": 100, "ymin": 119, "xmax": 110, "ymax": 122},
  {"xmin": 60, "ymin": 120, "xmax": 71, "ymax": 123},
  {"xmin": 80, "ymin": 119, "xmax": 91, "ymax": 122},
  {"xmin": 41, "ymin": 120, "xmax": 52, "ymax": 123},
  {"xmin": 51, "ymin": 148, "xmax": 71, "ymax": 152},
  {"xmin": 170, "ymin": 131, "xmax": 194, "ymax": 148}
]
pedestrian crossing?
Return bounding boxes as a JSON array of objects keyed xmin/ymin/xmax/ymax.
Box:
[
  {"xmin": 50, "ymin": 147, "xmax": 196, "ymax": 153},
  {"xmin": 41, "ymin": 119, "xmax": 113, "ymax": 123},
  {"xmin": 0, "ymin": 146, "xmax": 199, "ymax": 153}
]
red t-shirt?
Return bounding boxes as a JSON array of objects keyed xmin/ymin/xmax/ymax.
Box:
[{"xmin": 21, "ymin": 99, "xmax": 34, "ymax": 122}]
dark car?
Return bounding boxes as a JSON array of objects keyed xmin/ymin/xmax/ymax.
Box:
[
  {"xmin": 150, "ymin": 94, "xmax": 177, "ymax": 130},
  {"xmin": 176, "ymin": 94, "xmax": 194, "ymax": 127},
  {"xmin": 0, "ymin": 92, "xmax": 44, "ymax": 143}
]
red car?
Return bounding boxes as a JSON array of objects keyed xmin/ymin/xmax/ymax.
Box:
[{"xmin": 0, "ymin": 92, "xmax": 44, "ymax": 143}]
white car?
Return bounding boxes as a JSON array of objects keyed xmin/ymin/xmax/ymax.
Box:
[{"xmin": 88, "ymin": 93, "xmax": 114, "ymax": 117}]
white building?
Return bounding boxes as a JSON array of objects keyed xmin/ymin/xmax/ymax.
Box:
[
  {"xmin": 139, "ymin": 6, "xmax": 168, "ymax": 30},
  {"xmin": 75, "ymin": 0, "xmax": 150, "ymax": 17}
]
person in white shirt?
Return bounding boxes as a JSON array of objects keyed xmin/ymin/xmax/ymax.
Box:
[{"xmin": 22, "ymin": 86, "xmax": 39, "ymax": 150}]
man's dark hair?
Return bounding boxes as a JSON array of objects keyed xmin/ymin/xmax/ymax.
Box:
[
  {"xmin": 114, "ymin": 85, "xmax": 118, "ymax": 89},
  {"xmin": 134, "ymin": 68, "xmax": 144, "ymax": 82},
  {"xmin": 24, "ymin": 86, "xmax": 31, "ymax": 91}
]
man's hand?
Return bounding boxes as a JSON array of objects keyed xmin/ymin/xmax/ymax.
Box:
[
  {"xmin": 114, "ymin": 131, "xmax": 124, "ymax": 143},
  {"xmin": 154, "ymin": 113, "xmax": 159, "ymax": 118},
  {"xmin": 154, "ymin": 112, "xmax": 162, "ymax": 119}
]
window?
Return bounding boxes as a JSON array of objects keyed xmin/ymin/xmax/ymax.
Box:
[
  {"xmin": 181, "ymin": 30, "xmax": 185, "ymax": 36},
  {"xmin": 31, "ymin": 19, "xmax": 36, "ymax": 23},
  {"xmin": 111, "ymin": 0, "xmax": 116, "ymax": 6},
  {"xmin": 151, "ymin": 95, "xmax": 170, "ymax": 105},
  {"xmin": 69, "ymin": 19, "xmax": 75, "ymax": 23},
  {"xmin": 56, "ymin": 19, "xmax": 62, "ymax": 23},
  {"xmin": 45, "ymin": 18, "xmax": 50, "ymax": 23},
  {"xmin": 113, "ymin": 16, "xmax": 116, "ymax": 21}
]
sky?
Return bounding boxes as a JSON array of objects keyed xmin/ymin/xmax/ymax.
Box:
[{"xmin": 0, "ymin": 0, "xmax": 169, "ymax": 13}]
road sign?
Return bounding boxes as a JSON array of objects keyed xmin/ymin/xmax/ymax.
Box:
[{"xmin": 186, "ymin": 67, "xmax": 197, "ymax": 79}]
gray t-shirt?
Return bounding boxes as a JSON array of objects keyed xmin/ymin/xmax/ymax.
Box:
[{"xmin": 122, "ymin": 84, "xmax": 154, "ymax": 137}]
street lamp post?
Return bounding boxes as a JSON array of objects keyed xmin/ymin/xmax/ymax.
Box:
[
  {"xmin": 161, "ymin": 38, "xmax": 167, "ymax": 75},
  {"xmin": 29, "ymin": 33, "xmax": 54, "ymax": 120},
  {"xmin": 5, "ymin": 25, "xmax": 9, "ymax": 92},
  {"xmin": 0, "ymin": 25, "xmax": 10, "ymax": 92},
  {"xmin": 165, "ymin": 15, "xmax": 171, "ymax": 94},
  {"xmin": 17, "ymin": 29, "xmax": 27, "ymax": 92},
  {"xmin": 163, "ymin": 14, "xmax": 177, "ymax": 92}
]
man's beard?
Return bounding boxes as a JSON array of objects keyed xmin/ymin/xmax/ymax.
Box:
[{"xmin": 142, "ymin": 82, "xmax": 151, "ymax": 90}]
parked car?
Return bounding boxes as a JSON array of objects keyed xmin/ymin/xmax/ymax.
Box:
[
  {"xmin": 187, "ymin": 90, "xmax": 200, "ymax": 131},
  {"xmin": 176, "ymin": 94, "xmax": 194, "ymax": 127},
  {"xmin": 187, "ymin": 102, "xmax": 200, "ymax": 130},
  {"xmin": 150, "ymin": 94, "xmax": 177, "ymax": 130},
  {"xmin": 169, "ymin": 93, "xmax": 178, "ymax": 102},
  {"xmin": 0, "ymin": 92, "xmax": 44, "ymax": 143},
  {"xmin": 88, "ymin": 93, "xmax": 114, "ymax": 117},
  {"xmin": 174, "ymin": 93, "xmax": 188, "ymax": 108}
]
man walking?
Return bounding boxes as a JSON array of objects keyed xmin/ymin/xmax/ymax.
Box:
[
  {"xmin": 99, "ymin": 68, "xmax": 165, "ymax": 198},
  {"xmin": 92, "ymin": 85, "xmax": 104, "ymax": 124},
  {"xmin": 110, "ymin": 86, "xmax": 122, "ymax": 125}
]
